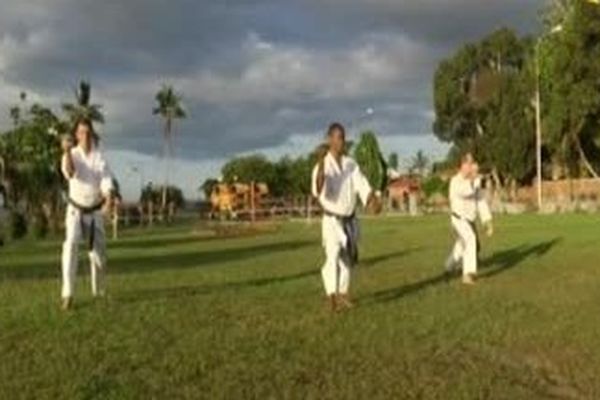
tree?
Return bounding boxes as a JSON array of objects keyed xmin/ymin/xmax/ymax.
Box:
[
  {"xmin": 271, "ymin": 156, "xmax": 316, "ymax": 197},
  {"xmin": 387, "ymin": 152, "xmax": 399, "ymax": 171},
  {"xmin": 433, "ymin": 28, "xmax": 535, "ymax": 189},
  {"xmin": 541, "ymin": 0, "xmax": 600, "ymax": 179},
  {"xmin": 409, "ymin": 150, "xmax": 430, "ymax": 176},
  {"xmin": 222, "ymin": 155, "xmax": 276, "ymax": 187},
  {"xmin": 482, "ymin": 71, "xmax": 535, "ymax": 191},
  {"xmin": 62, "ymin": 81, "xmax": 105, "ymax": 125},
  {"xmin": 200, "ymin": 179, "xmax": 219, "ymax": 200},
  {"xmin": 0, "ymin": 95, "xmax": 65, "ymax": 238},
  {"xmin": 153, "ymin": 85, "xmax": 186, "ymax": 212},
  {"xmin": 141, "ymin": 184, "xmax": 185, "ymax": 210},
  {"xmin": 353, "ymin": 131, "xmax": 387, "ymax": 192}
]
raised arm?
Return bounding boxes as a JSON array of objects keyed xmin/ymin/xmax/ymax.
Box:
[
  {"xmin": 61, "ymin": 137, "xmax": 75, "ymax": 179},
  {"xmin": 97, "ymin": 153, "xmax": 115, "ymax": 198},
  {"xmin": 352, "ymin": 165, "xmax": 382, "ymax": 214},
  {"xmin": 311, "ymin": 163, "xmax": 324, "ymax": 198},
  {"xmin": 352, "ymin": 166, "xmax": 372, "ymax": 206},
  {"xmin": 450, "ymin": 177, "xmax": 477, "ymax": 200}
]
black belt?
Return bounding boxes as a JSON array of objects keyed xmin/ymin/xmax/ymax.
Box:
[
  {"xmin": 323, "ymin": 209, "xmax": 359, "ymax": 266},
  {"xmin": 68, "ymin": 198, "xmax": 104, "ymax": 250},
  {"xmin": 68, "ymin": 198, "xmax": 105, "ymax": 214},
  {"xmin": 451, "ymin": 212, "xmax": 480, "ymax": 254},
  {"xmin": 451, "ymin": 212, "xmax": 474, "ymax": 223}
]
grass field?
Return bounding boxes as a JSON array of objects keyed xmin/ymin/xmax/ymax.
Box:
[{"xmin": 2, "ymin": 214, "xmax": 600, "ymax": 399}]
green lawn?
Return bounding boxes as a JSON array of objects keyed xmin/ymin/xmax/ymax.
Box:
[{"xmin": 1, "ymin": 214, "xmax": 600, "ymax": 399}]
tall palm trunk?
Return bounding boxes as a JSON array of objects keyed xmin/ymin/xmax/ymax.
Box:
[
  {"xmin": 0, "ymin": 156, "xmax": 5, "ymax": 207},
  {"xmin": 161, "ymin": 116, "xmax": 172, "ymax": 218}
]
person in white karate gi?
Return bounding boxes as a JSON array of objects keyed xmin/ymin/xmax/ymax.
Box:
[
  {"xmin": 445, "ymin": 153, "xmax": 493, "ymax": 285},
  {"xmin": 60, "ymin": 118, "xmax": 116, "ymax": 310},
  {"xmin": 312, "ymin": 122, "xmax": 382, "ymax": 312}
]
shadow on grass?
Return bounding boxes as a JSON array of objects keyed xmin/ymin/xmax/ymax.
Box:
[
  {"xmin": 364, "ymin": 273, "xmax": 450, "ymax": 304},
  {"xmin": 118, "ymin": 269, "xmax": 318, "ymax": 304},
  {"xmin": 109, "ymin": 225, "xmax": 285, "ymax": 250},
  {"xmin": 1, "ymin": 239, "xmax": 316, "ymax": 281},
  {"xmin": 108, "ymin": 234, "xmax": 222, "ymax": 250},
  {"xmin": 365, "ymin": 238, "xmax": 561, "ymax": 304},
  {"xmin": 360, "ymin": 248, "xmax": 422, "ymax": 269},
  {"xmin": 479, "ymin": 238, "xmax": 562, "ymax": 278},
  {"xmin": 117, "ymin": 246, "xmax": 419, "ymax": 304}
]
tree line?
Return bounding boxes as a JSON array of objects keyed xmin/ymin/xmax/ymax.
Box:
[
  {"xmin": 201, "ymin": 131, "xmax": 392, "ymax": 199},
  {"xmin": 433, "ymin": 0, "xmax": 600, "ymax": 194},
  {"xmin": 0, "ymin": 81, "xmax": 187, "ymax": 241}
]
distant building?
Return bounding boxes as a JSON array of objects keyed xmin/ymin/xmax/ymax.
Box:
[
  {"xmin": 387, "ymin": 175, "xmax": 422, "ymax": 215},
  {"xmin": 209, "ymin": 182, "xmax": 270, "ymax": 219}
]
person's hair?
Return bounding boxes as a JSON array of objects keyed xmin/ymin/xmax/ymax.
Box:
[
  {"xmin": 327, "ymin": 122, "xmax": 346, "ymax": 140},
  {"xmin": 72, "ymin": 118, "xmax": 99, "ymax": 145},
  {"xmin": 460, "ymin": 152, "xmax": 474, "ymax": 166}
]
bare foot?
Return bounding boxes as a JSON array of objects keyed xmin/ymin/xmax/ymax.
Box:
[
  {"xmin": 462, "ymin": 274, "xmax": 476, "ymax": 285},
  {"xmin": 61, "ymin": 297, "xmax": 73, "ymax": 311},
  {"xmin": 328, "ymin": 295, "xmax": 338, "ymax": 313},
  {"xmin": 337, "ymin": 294, "xmax": 355, "ymax": 310}
]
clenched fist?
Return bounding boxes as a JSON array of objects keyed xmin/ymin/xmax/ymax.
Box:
[
  {"xmin": 61, "ymin": 135, "xmax": 74, "ymax": 153},
  {"xmin": 484, "ymin": 222, "xmax": 494, "ymax": 237},
  {"xmin": 367, "ymin": 193, "xmax": 383, "ymax": 215}
]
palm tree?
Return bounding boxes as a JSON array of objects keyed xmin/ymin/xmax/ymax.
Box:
[
  {"xmin": 153, "ymin": 85, "xmax": 186, "ymax": 214},
  {"xmin": 62, "ymin": 80, "xmax": 105, "ymax": 126},
  {"xmin": 410, "ymin": 150, "xmax": 430, "ymax": 177},
  {"xmin": 0, "ymin": 153, "xmax": 6, "ymax": 207}
]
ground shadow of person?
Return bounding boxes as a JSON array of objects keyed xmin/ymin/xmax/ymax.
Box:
[
  {"xmin": 478, "ymin": 238, "xmax": 562, "ymax": 279},
  {"xmin": 365, "ymin": 273, "xmax": 450, "ymax": 304},
  {"xmin": 364, "ymin": 238, "xmax": 562, "ymax": 304},
  {"xmin": 360, "ymin": 247, "xmax": 422, "ymax": 269},
  {"xmin": 118, "ymin": 269, "xmax": 318, "ymax": 305},
  {"xmin": 0, "ymin": 239, "xmax": 316, "ymax": 281}
]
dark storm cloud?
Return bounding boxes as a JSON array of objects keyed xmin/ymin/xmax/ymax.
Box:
[
  {"xmin": 0, "ymin": 0, "xmax": 546, "ymax": 160},
  {"xmin": 307, "ymin": 0, "xmax": 544, "ymax": 46}
]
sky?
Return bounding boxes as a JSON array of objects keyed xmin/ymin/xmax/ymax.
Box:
[{"xmin": 0, "ymin": 0, "xmax": 547, "ymax": 200}]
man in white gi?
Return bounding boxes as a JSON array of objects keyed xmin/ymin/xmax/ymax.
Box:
[
  {"xmin": 312, "ymin": 122, "xmax": 381, "ymax": 312},
  {"xmin": 445, "ymin": 153, "xmax": 493, "ymax": 285},
  {"xmin": 60, "ymin": 118, "xmax": 116, "ymax": 310}
]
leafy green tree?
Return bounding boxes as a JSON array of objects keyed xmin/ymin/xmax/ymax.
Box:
[
  {"xmin": 0, "ymin": 96, "xmax": 65, "ymax": 237},
  {"xmin": 422, "ymin": 176, "xmax": 449, "ymax": 199},
  {"xmin": 353, "ymin": 131, "xmax": 387, "ymax": 192},
  {"xmin": 153, "ymin": 85, "xmax": 186, "ymax": 210},
  {"xmin": 482, "ymin": 71, "xmax": 535, "ymax": 188},
  {"xmin": 433, "ymin": 28, "xmax": 535, "ymax": 188},
  {"xmin": 200, "ymin": 179, "xmax": 219, "ymax": 199},
  {"xmin": 541, "ymin": 0, "xmax": 600, "ymax": 178},
  {"xmin": 222, "ymin": 155, "xmax": 276, "ymax": 187},
  {"xmin": 271, "ymin": 156, "xmax": 316, "ymax": 197},
  {"xmin": 212, "ymin": 146, "xmax": 337, "ymax": 198}
]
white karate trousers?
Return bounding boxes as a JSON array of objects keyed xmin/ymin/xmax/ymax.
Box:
[
  {"xmin": 61, "ymin": 205, "xmax": 107, "ymax": 299},
  {"xmin": 445, "ymin": 216, "xmax": 478, "ymax": 276},
  {"xmin": 321, "ymin": 215, "xmax": 357, "ymax": 295}
]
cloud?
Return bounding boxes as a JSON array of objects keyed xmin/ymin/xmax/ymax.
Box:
[
  {"xmin": 178, "ymin": 31, "xmax": 431, "ymax": 104},
  {"xmin": 309, "ymin": 0, "xmax": 544, "ymax": 45},
  {"xmin": 0, "ymin": 0, "xmax": 546, "ymax": 195}
]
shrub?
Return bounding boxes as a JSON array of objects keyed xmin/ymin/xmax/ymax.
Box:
[
  {"xmin": 422, "ymin": 176, "xmax": 449, "ymax": 199},
  {"xmin": 30, "ymin": 211, "xmax": 49, "ymax": 239},
  {"xmin": 7, "ymin": 211, "xmax": 27, "ymax": 240}
]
